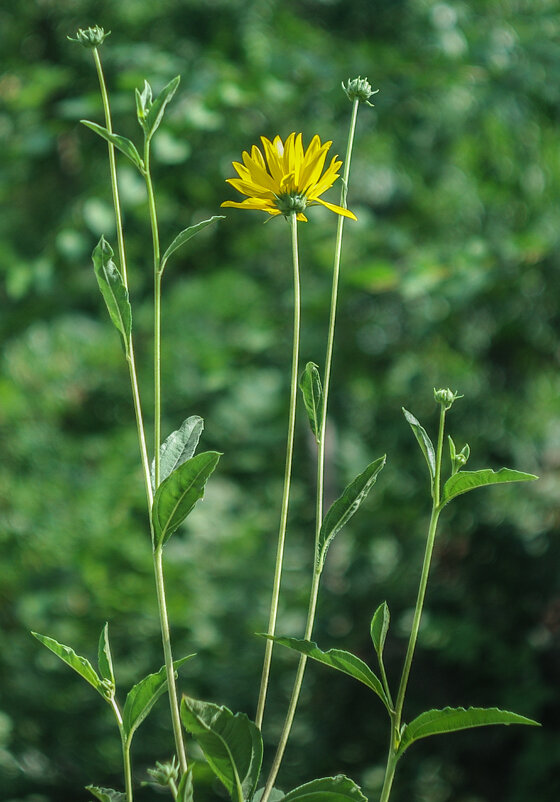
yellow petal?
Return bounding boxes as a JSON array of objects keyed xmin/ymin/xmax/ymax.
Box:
[{"xmin": 312, "ymin": 197, "xmax": 357, "ymax": 220}]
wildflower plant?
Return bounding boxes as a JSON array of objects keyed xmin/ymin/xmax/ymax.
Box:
[{"xmin": 30, "ymin": 26, "xmax": 541, "ymax": 802}]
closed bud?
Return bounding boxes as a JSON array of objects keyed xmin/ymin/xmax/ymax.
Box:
[
  {"xmin": 434, "ymin": 387, "xmax": 463, "ymax": 411},
  {"xmin": 68, "ymin": 26, "xmax": 110, "ymax": 49},
  {"xmin": 342, "ymin": 76, "xmax": 379, "ymax": 105},
  {"xmin": 147, "ymin": 757, "xmax": 179, "ymax": 787}
]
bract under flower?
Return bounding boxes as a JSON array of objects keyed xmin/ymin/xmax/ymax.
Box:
[{"xmin": 221, "ymin": 133, "xmax": 357, "ymax": 222}]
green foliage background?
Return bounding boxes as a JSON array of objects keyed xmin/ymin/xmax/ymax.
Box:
[{"xmin": 1, "ymin": 1, "xmax": 559, "ymax": 801}]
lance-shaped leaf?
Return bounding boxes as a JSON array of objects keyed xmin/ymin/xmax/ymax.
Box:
[
  {"xmin": 441, "ymin": 467, "xmax": 538, "ymax": 508},
  {"xmin": 142, "ymin": 76, "xmax": 181, "ymax": 140},
  {"xmin": 81, "ymin": 120, "xmax": 144, "ymax": 172},
  {"xmin": 177, "ymin": 768, "xmax": 194, "ymax": 802},
  {"xmin": 180, "ymin": 696, "xmax": 263, "ymax": 802},
  {"xmin": 122, "ymin": 655, "xmax": 195, "ymax": 744},
  {"xmin": 299, "ymin": 362, "xmax": 323, "ymax": 443},
  {"xmin": 316, "ymin": 455, "xmax": 386, "ymax": 571},
  {"xmin": 92, "ymin": 237, "xmax": 132, "ymax": 346},
  {"xmin": 283, "ymin": 775, "xmax": 367, "ymax": 802},
  {"xmin": 370, "ymin": 601, "xmax": 390, "ymax": 661},
  {"xmin": 97, "ymin": 623, "xmax": 115, "ymax": 689},
  {"xmin": 397, "ymin": 706, "xmax": 540, "ymax": 757},
  {"xmin": 152, "ymin": 415, "xmax": 204, "ymax": 489},
  {"xmin": 86, "ymin": 787, "xmax": 126, "ymax": 802},
  {"xmin": 32, "ymin": 632, "xmax": 103, "ymax": 695},
  {"xmin": 402, "ymin": 408, "xmax": 435, "ymax": 482},
  {"xmin": 262, "ymin": 636, "xmax": 390, "ymax": 713},
  {"xmin": 161, "ymin": 216, "xmax": 225, "ymax": 272},
  {"xmin": 152, "ymin": 451, "xmax": 221, "ymax": 547}
]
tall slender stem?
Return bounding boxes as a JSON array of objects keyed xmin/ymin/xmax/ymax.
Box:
[
  {"xmin": 91, "ymin": 48, "xmax": 152, "ymax": 508},
  {"xmin": 143, "ymin": 139, "xmax": 188, "ymax": 772},
  {"xmin": 110, "ymin": 698, "xmax": 133, "ymax": 802},
  {"xmin": 154, "ymin": 546, "xmax": 188, "ymax": 773},
  {"xmin": 260, "ymin": 102, "xmax": 362, "ymax": 798},
  {"xmin": 255, "ymin": 212, "xmax": 301, "ymax": 730}
]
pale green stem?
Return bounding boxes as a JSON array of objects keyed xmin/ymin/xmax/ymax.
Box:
[
  {"xmin": 260, "ymin": 568, "xmax": 321, "ymax": 802},
  {"xmin": 143, "ymin": 140, "xmax": 188, "ymax": 773},
  {"xmin": 260, "ymin": 99, "xmax": 362, "ymax": 798},
  {"xmin": 380, "ymin": 405, "xmax": 446, "ymax": 802},
  {"xmin": 91, "ymin": 47, "xmax": 152, "ymax": 508},
  {"xmin": 154, "ymin": 546, "xmax": 188, "ymax": 774},
  {"xmin": 168, "ymin": 777, "xmax": 178, "ymax": 799},
  {"xmin": 110, "ymin": 697, "xmax": 134, "ymax": 802},
  {"xmin": 255, "ymin": 212, "xmax": 301, "ymax": 730}
]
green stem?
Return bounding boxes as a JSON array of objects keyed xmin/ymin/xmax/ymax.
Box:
[
  {"xmin": 260, "ymin": 568, "xmax": 322, "ymax": 802},
  {"xmin": 255, "ymin": 212, "xmax": 301, "ymax": 730},
  {"xmin": 380, "ymin": 406, "xmax": 447, "ymax": 801},
  {"xmin": 110, "ymin": 698, "xmax": 134, "ymax": 802},
  {"xmin": 91, "ymin": 48, "xmax": 152, "ymax": 508},
  {"xmin": 154, "ymin": 546, "xmax": 188, "ymax": 774},
  {"xmin": 260, "ymin": 102, "xmax": 362, "ymax": 797}
]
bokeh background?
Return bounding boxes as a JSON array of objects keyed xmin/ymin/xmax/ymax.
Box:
[{"xmin": 1, "ymin": 1, "xmax": 559, "ymax": 801}]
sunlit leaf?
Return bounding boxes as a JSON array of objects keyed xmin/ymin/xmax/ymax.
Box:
[
  {"xmin": 32, "ymin": 632, "xmax": 103, "ymax": 694},
  {"xmin": 317, "ymin": 456, "xmax": 386, "ymax": 570},
  {"xmin": 144, "ymin": 76, "xmax": 181, "ymax": 140},
  {"xmin": 91, "ymin": 237, "xmax": 132, "ymax": 346},
  {"xmin": 161, "ymin": 217, "xmax": 225, "ymax": 272},
  {"xmin": 299, "ymin": 362, "xmax": 323, "ymax": 443},
  {"xmin": 152, "ymin": 415, "xmax": 204, "ymax": 489},
  {"xmin": 180, "ymin": 696, "xmax": 263, "ymax": 802},
  {"xmin": 81, "ymin": 120, "xmax": 144, "ymax": 172},
  {"xmin": 263, "ymin": 636, "xmax": 390, "ymax": 712},
  {"xmin": 283, "ymin": 775, "xmax": 367, "ymax": 802},
  {"xmin": 97, "ymin": 623, "xmax": 115, "ymax": 688},
  {"xmin": 86, "ymin": 786, "xmax": 126, "ymax": 802},
  {"xmin": 441, "ymin": 468, "xmax": 538, "ymax": 507},
  {"xmin": 398, "ymin": 706, "xmax": 540, "ymax": 756},
  {"xmin": 152, "ymin": 451, "xmax": 221, "ymax": 547},
  {"xmin": 370, "ymin": 602, "xmax": 390, "ymax": 660},
  {"xmin": 402, "ymin": 408, "xmax": 435, "ymax": 482}
]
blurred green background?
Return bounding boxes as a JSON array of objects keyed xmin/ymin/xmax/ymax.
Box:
[{"xmin": 1, "ymin": 1, "xmax": 559, "ymax": 800}]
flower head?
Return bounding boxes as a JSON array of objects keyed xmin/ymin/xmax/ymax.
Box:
[
  {"xmin": 67, "ymin": 25, "xmax": 110, "ymax": 48},
  {"xmin": 342, "ymin": 76, "xmax": 378, "ymax": 106},
  {"xmin": 221, "ymin": 133, "xmax": 357, "ymax": 222}
]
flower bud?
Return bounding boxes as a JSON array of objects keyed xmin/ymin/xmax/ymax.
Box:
[
  {"xmin": 68, "ymin": 26, "xmax": 110, "ymax": 49},
  {"xmin": 342, "ymin": 76, "xmax": 379, "ymax": 105},
  {"xmin": 434, "ymin": 387, "xmax": 463, "ymax": 411},
  {"xmin": 147, "ymin": 757, "xmax": 179, "ymax": 787}
]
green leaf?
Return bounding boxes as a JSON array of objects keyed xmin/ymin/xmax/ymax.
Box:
[
  {"xmin": 370, "ymin": 602, "xmax": 390, "ymax": 660},
  {"xmin": 81, "ymin": 120, "xmax": 144, "ymax": 171},
  {"xmin": 135, "ymin": 80, "xmax": 152, "ymax": 128},
  {"xmin": 317, "ymin": 455, "xmax": 386, "ymax": 570},
  {"xmin": 122, "ymin": 655, "xmax": 195, "ymax": 743},
  {"xmin": 398, "ymin": 706, "xmax": 540, "ymax": 756},
  {"xmin": 97, "ymin": 623, "xmax": 115, "ymax": 688},
  {"xmin": 180, "ymin": 696, "xmax": 263, "ymax": 802},
  {"xmin": 32, "ymin": 632, "xmax": 103, "ymax": 695},
  {"xmin": 283, "ymin": 775, "xmax": 367, "ymax": 802},
  {"xmin": 86, "ymin": 787, "xmax": 126, "ymax": 802},
  {"xmin": 253, "ymin": 789, "xmax": 284, "ymax": 802},
  {"xmin": 177, "ymin": 769, "xmax": 194, "ymax": 802},
  {"xmin": 263, "ymin": 636, "xmax": 390, "ymax": 712},
  {"xmin": 152, "ymin": 451, "xmax": 221, "ymax": 547},
  {"xmin": 299, "ymin": 362, "xmax": 323, "ymax": 443},
  {"xmin": 152, "ymin": 415, "xmax": 204, "ymax": 489},
  {"xmin": 161, "ymin": 216, "xmax": 225, "ymax": 272},
  {"xmin": 91, "ymin": 237, "xmax": 132, "ymax": 346},
  {"xmin": 441, "ymin": 468, "xmax": 538, "ymax": 507},
  {"xmin": 144, "ymin": 76, "xmax": 181, "ymax": 140},
  {"xmin": 402, "ymin": 408, "xmax": 435, "ymax": 482}
]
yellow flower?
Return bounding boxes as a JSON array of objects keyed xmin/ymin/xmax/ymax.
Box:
[{"xmin": 221, "ymin": 133, "xmax": 357, "ymax": 222}]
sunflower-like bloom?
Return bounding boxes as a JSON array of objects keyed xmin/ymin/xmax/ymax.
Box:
[{"xmin": 221, "ymin": 133, "xmax": 357, "ymax": 222}]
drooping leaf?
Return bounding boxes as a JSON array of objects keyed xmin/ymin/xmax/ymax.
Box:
[
  {"xmin": 81, "ymin": 120, "xmax": 144, "ymax": 172},
  {"xmin": 86, "ymin": 786, "xmax": 126, "ymax": 802},
  {"xmin": 263, "ymin": 636, "xmax": 390, "ymax": 712},
  {"xmin": 97, "ymin": 623, "xmax": 115, "ymax": 688},
  {"xmin": 299, "ymin": 362, "xmax": 323, "ymax": 442},
  {"xmin": 316, "ymin": 455, "xmax": 386, "ymax": 570},
  {"xmin": 402, "ymin": 408, "xmax": 435, "ymax": 482},
  {"xmin": 152, "ymin": 451, "xmax": 221, "ymax": 547},
  {"xmin": 91, "ymin": 237, "xmax": 132, "ymax": 346},
  {"xmin": 32, "ymin": 632, "xmax": 103, "ymax": 695},
  {"xmin": 283, "ymin": 775, "xmax": 367, "ymax": 802},
  {"xmin": 161, "ymin": 217, "xmax": 225, "ymax": 272},
  {"xmin": 180, "ymin": 696, "xmax": 263, "ymax": 802},
  {"xmin": 397, "ymin": 706, "xmax": 540, "ymax": 756},
  {"xmin": 144, "ymin": 76, "xmax": 181, "ymax": 140},
  {"xmin": 152, "ymin": 415, "xmax": 204, "ymax": 489},
  {"xmin": 177, "ymin": 768, "xmax": 194, "ymax": 802},
  {"xmin": 441, "ymin": 468, "xmax": 538, "ymax": 507},
  {"xmin": 370, "ymin": 602, "xmax": 390, "ymax": 660},
  {"xmin": 122, "ymin": 655, "xmax": 195, "ymax": 743}
]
